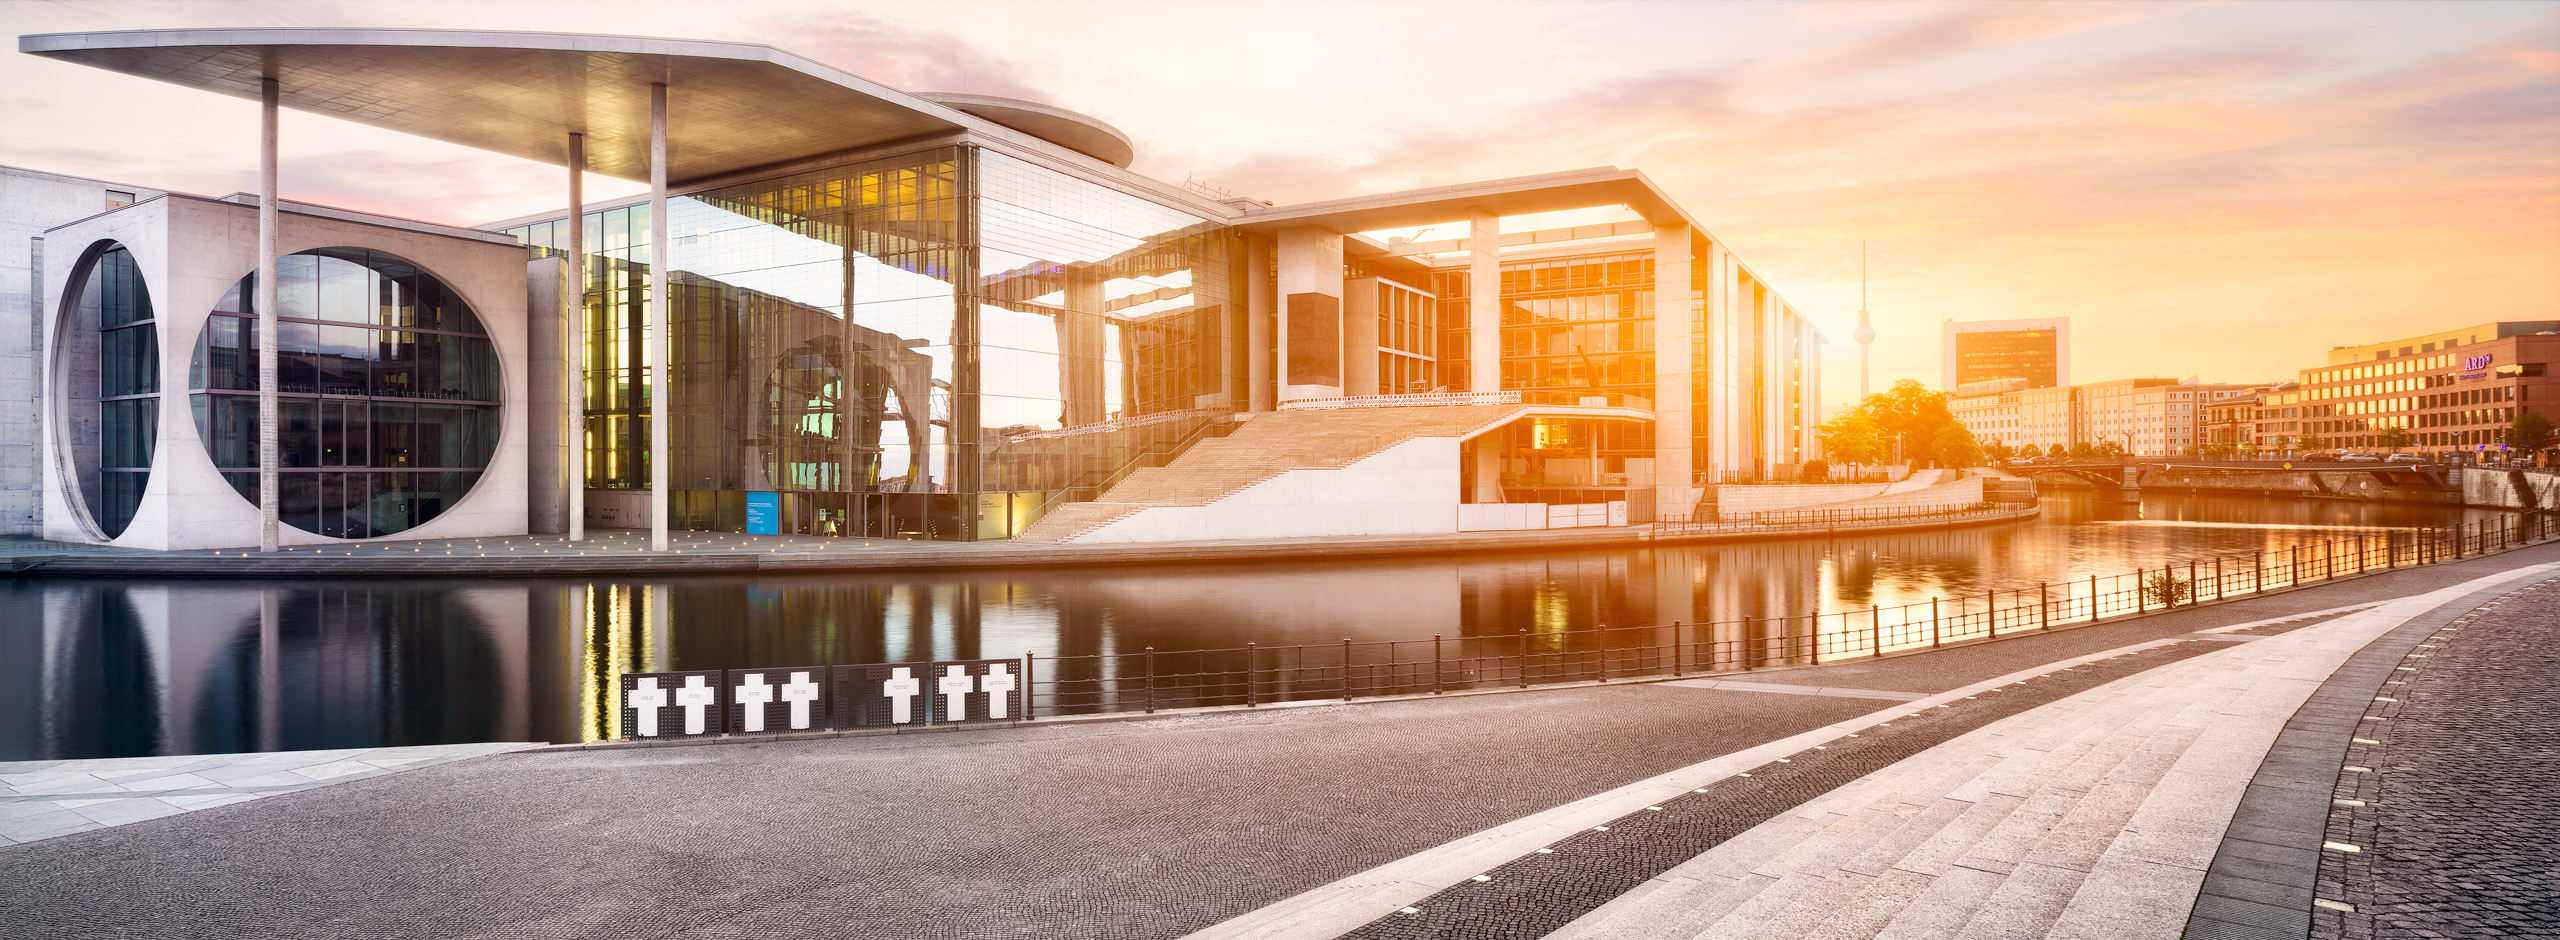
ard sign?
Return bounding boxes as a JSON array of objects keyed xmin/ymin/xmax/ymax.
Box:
[
  {"xmin": 619, "ymin": 658, "xmax": 1024, "ymax": 739},
  {"xmin": 2461, "ymin": 353, "xmax": 2494, "ymax": 380}
]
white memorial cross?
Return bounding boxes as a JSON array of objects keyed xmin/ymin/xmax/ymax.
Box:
[
  {"xmin": 882, "ymin": 667, "xmax": 921, "ymax": 724},
  {"xmin": 980, "ymin": 664, "xmax": 1017, "ymax": 719},
  {"xmin": 938, "ymin": 665, "xmax": 976, "ymax": 721},
  {"xmin": 781, "ymin": 671, "xmax": 821, "ymax": 730},
  {"xmin": 675, "ymin": 675, "xmax": 717, "ymax": 735},
  {"xmin": 734, "ymin": 674, "xmax": 775, "ymax": 732},
  {"xmin": 627, "ymin": 677, "xmax": 669, "ymax": 737}
]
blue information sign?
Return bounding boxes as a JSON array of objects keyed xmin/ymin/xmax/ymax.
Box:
[{"xmin": 745, "ymin": 491, "xmax": 780, "ymax": 534}]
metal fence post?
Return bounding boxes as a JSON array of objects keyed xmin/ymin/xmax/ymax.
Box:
[
  {"xmin": 2089, "ymin": 575, "xmax": 2099, "ymax": 620},
  {"xmin": 1144, "ymin": 646, "xmax": 1156, "ymax": 714},
  {"xmin": 2255, "ymin": 550, "xmax": 2263, "ymax": 592},
  {"xmin": 1518, "ymin": 628, "xmax": 1530, "ymax": 688},
  {"xmin": 1870, "ymin": 606, "xmax": 1882, "ymax": 656},
  {"xmin": 1744, "ymin": 614, "xmax": 1757, "ymax": 668},
  {"xmin": 1432, "ymin": 634, "xmax": 1444, "ymax": 694},
  {"xmin": 1342, "ymin": 638, "xmax": 1353, "ymax": 702},
  {"xmin": 1929, "ymin": 600, "xmax": 1940, "ymax": 648},
  {"xmin": 2216, "ymin": 557, "xmax": 2225, "ymax": 598},
  {"xmin": 1671, "ymin": 621, "xmax": 1684, "ymax": 676},
  {"xmin": 1244, "ymin": 642, "xmax": 1256, "ymax": 707},
  {"xmin": 2138, "ymin": 568, "xmax": 2147, "ymax": 613},
  {"xmin": 1024, "ymin": 653, "xmax": 1037, "ymax": 720},
  {"xmin": 1985, "ymin": 591, "xmax": 1997, "ymax": 638},
  {"xmin": 1597, "ymin": 625, "xmax": 1609, "ymax": 682},
  {"xmin": 2187, "ymin": 562, "xmax": 2196, "ymax": 605},
  {"xmin": 2040, "ymin": 582, "xmax": 2051, "ymax": 631}
]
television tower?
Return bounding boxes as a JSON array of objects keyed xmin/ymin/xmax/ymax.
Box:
[{"xmin": 1853, "ymin": 242, "xmax": 1876, "ymax": 400}]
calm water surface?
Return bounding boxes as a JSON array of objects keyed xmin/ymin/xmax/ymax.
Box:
[{"xmin": 0, "ymin": 492, "xmax": 2504, "ymax": 759}]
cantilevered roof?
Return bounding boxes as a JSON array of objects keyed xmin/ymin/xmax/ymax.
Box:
[
  {"xmin": 17, "ymin": 28, "xmax": 1130, "ymax": 184},
  {"xmin": 1233, "ymin": 167, "xmax": 1691, "ymax": 232},
  {"xmin": 916, "ymin": 93, "xmax": 1133, "ymax": 168}
]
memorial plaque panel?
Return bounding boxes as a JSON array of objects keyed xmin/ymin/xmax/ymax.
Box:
[
  {"xmin": 728, "ymin": 667, "xmax": 826, "ymax": 734},
  {"xmin": 930, "ymin": 659, "xmax": 1024, "ymax": 722},
  {"xmin": 620, "ymin": 670, "xmax": 724, "ymax": 739},
  {"xmin": 833, "ymin": 662, "xmax": 929, "ymax": 728}
]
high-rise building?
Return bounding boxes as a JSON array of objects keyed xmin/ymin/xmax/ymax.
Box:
[{"xmin": 1942, "ymin": 317, "xmax": 2069, "ymax": 391}]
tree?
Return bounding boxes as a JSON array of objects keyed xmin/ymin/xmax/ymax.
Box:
[
  {"xmin": 2377, "ymin": 426, "xmax": 2413, "ymax": 455},
  {"xmin": 1800, "ymin": 459, "xmax": 1830, "ymax": 483},
  {"xmin": 2069, "ymin": 441, "xmax": 2095, "ymax": 459},
  {"xmin": 1823, "ymin": 380, "xmax": 1981, "ymax": 468},
  {"xmin": 2299, "ymin": 432, "xmax": 2328, "ymax": 452},
  {"xmin": 1816, "ymin": 409, "xmax": 1887, "ymax": 465},
  {"xmin": 2509, "ymin": 411, "xmax": 2555, "ymax": 463},
  {"xmin": 2046, "ymin": 443, "xmax": 2068, "ymax": 459},
  {"xmin": 2098, "ymin": 441, "xmax": 2126, "ymax": 458},
  {"xmin": 1985, "ymin": 440, "xmax": 2014, "ymax": 462},
  {"xmin": 2273, "ymin": 435, "xmax": 2294, "ymax": 457}
]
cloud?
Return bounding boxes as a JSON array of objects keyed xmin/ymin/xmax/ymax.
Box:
[{"xmin": 757, "ymin": 11, "xmax": 1051, "ymax": 102}]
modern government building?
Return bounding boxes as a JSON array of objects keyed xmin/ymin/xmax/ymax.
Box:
[{"xmin": 2, "ymin": 28, "xmax": 1823, "ymax": 551}]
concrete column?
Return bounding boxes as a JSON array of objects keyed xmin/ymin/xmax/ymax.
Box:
[
  {"xmin": 256, "ymin": 78, "xmax": 280, "ymax": 553},
  {"xmin": 527, "ymin": 254, "xmax": 574, "ymax": 535},
  {"xmin": 1472, "ymin": 437, "xmax": 1504, "ymax": 503},
  {"xmin": 1274, "ymin": 226, "xmax": 1343, "ymax": 402},
  {"xmin": 1059, "ymin": 268, "xmax": 1106, "ymax": 426},
  {"xmin": 1244, "ymin": 234, "xmax": 1274, "ymax": 412},
  {"xmin": 1760, "ymin": 284, "xmax": 1782, "ymax": 475},
  {"xmin": 567, "ymin": 133, "xmax": 586, "ymax": 541},
  {"xmin": 1467, "ymin": 208, "xmax": 1501, "ymax": 393},
  {"xmin": 1651, "ymin": 223, "xmax": 1695, "ymax": 516},
  {"xmin": 1342, "ymin": 277, "xmax": 1380, "ymax": 396},
  {"xmin": 647, "ymin": 83, "xmax": 670, "ymax": 552},
  {"xmin": 1703, "ymin": 242, "xmax": 1733, "ymax": 481}
]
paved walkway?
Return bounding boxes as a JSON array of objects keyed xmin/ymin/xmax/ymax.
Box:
[
  {"xmin": 0, "ymin": 743, "xmax": 532, "ymax": 846},
  {"xmin": 2310, "ymin": 574, "xmax": 2560, "ymax": 938},
  {"xmin": 0, "ymin": 505, "xmax": 2035, "ymax": 578},
  {"xmin": 0, "ymin": 543, "xmax": 2550, "ymax": 939},
  {"xmin": 1191, "ymin": 562, "xmax": 2559, "ymax": 940}
]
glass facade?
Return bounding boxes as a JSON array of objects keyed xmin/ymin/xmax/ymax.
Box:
[
  {"xmin": 82, "ymin": 245, "xmax": 156, "ymax": 538},
  {"xmin": 188, "ymin": 249, "xmax": 500, "ymax": 538},
  {"xmin": 1433, "ymin": 252, "xmax": 1656, "ymax": 409},
  {"xmin": 505, "ymin": 144, "xmax": 1239, "ymax": 540}
]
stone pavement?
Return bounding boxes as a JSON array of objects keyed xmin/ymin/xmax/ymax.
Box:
[
  {"xmin": 1191, "ymin": 562, "xmax": 2559, "ymax": 940},
  {"xmin": 2311, "ymin": 573, "xmax": 2560, "ymax": 938},
  {"xmin": 0, "ymin": 742, "xmax": 532, "ymax": 846},
  {"xmin": 0, "ymin": 543, "xmax": 2552, "ymax": 939}
]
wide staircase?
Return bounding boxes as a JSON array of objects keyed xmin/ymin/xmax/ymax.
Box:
[{"xmin": 1013, "ymin": 404, "xmax": 1527, "ymax": 544}]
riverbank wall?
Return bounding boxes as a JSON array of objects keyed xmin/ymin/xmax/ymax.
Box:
[
  {"xmin": 2038, "ymin": 465, "xmax": 2557, "ymax": 510},
  {"xmin": 0, "ymin": 504, "xmax": 2041, "ymax": 579}
]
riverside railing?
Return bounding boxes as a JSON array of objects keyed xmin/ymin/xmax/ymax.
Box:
[
  {"xmin": 1651, "ymin": 501, "xmax": 2029, "ymax": 538},
  {"xmin": 1019, "ymin": 512, "xmax": 2555, "ymax": 718}
]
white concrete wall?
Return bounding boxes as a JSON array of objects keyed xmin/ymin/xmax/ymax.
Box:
[
  {"xmin": 39, "ymin": 195, "xmax": 530, "ymax": 549},
  {"xmin": 1071, "ymin": 437, "xmax": 1461, "ymax": 543},
  {"xmin": 3, "ymin": 167, "xmax": 169, "ymax": 536},
  {"xmin": 1710, "ymin": 482, "xmax": 1892, "ymax": 517}
]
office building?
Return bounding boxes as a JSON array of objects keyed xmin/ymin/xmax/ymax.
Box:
[
  {"xmin": 1942, "ymin": 317, "xmax": 2068, "ymax": 391},
  {"xmin": 4, "ymin": 28, "xmax": 1822, "ymax": 548},
  {"xmin": 2262, "ymin": 321, "xmax": 2559, "ymax": 458}
]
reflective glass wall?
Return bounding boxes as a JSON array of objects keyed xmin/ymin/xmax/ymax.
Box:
[
  {"xmin": 505, "ymin": 145, "xmax": 1240, "ymax": 541},
  {"xmin": 83, "ymin": 246, "xmax": 157, "ymax": 538},
  {"xmin": 187, "ymin": 249, "xmax": 501, "ymax": 538}
]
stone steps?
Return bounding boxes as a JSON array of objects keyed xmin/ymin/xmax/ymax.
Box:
[{"xmin": 1012, "ymin": 405, "xmax": 1526, "ymax": 543}]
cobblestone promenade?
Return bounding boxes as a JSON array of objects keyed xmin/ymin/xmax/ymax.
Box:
[{"xmin": 2315, "ymin": 575, "xmax": 2560, "ymax": 938}]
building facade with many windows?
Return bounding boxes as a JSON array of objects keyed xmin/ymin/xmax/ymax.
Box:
[{"xmin": 5, "ymin": 28, "xmax": 1823, "ymax": 547}]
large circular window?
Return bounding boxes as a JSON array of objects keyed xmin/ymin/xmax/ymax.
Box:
[{"xmin": 188, "ymin": 248, "xmax": 500, "ymax": 538}]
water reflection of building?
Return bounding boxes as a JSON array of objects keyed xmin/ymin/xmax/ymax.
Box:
[
  {"xmin": 0, "ymin": 581, "xmax": 528, "ymax": 760},
  {"xmin": 10, "ymin": 29, "xmax": 1823, "ymax": 547}
]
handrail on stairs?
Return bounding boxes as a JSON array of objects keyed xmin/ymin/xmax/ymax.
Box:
[{"xmin": 1015, "ymin": 418, "xmax": 1238, "ymax": 534}]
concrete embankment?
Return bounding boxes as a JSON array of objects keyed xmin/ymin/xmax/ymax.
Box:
[{"xmin": 0, "ymin": 504, "xmax": 2039, "ymax": 579}]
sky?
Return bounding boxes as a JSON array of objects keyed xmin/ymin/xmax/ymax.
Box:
[{"xmin": 4, "ymin": 0, "xmax": 2554, "ymax": 415}]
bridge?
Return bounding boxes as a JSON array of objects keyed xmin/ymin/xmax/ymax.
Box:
[{"xmin": 2011, "ymin": 459, "xmax": 2460, "ymax": 502}]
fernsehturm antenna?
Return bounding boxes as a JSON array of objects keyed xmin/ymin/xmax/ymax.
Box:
[{"xmin": 1853, "ymin": 242, "xmax": 1876, "ymax": 400}]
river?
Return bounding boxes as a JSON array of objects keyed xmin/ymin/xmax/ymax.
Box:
[{"xmin": 0, "ymin": 492, "xmax": 2506, "ymax": 760}]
